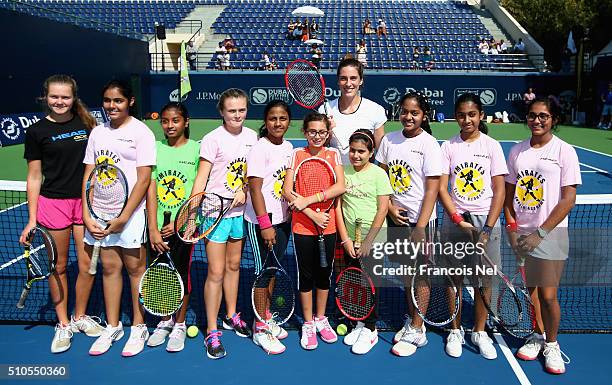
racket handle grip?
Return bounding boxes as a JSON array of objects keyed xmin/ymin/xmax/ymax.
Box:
[
  {"xmin": 318, "ymin": 237, "xmax": 328, "ymax": 268},
  {"xmin": 89, "ymin": 245, "xmax": 100, "ymax": 275},
  {"xmin": 16, "ymin": 287, "xmax": 30, "ymax": 308},
  {"xmin": 163, "ymin": 211, "xmax": 172, "ymax": 227}
]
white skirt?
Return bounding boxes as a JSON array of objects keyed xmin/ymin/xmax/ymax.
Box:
[{"xmin": 84, "ymin": 210, "xmax": 147, "ymax": 249}]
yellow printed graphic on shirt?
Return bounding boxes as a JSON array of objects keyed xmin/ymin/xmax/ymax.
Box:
[
  {"xmin": 225, "ymin": 157, "xmax": 247, "ymax": 192},
  {"xmin": 388, "ymin": 159, "xmax": 413, "ymax": 194},
  {"xmin": 453, "ymin": 165, "xmax": 485, "ymax": 201}
]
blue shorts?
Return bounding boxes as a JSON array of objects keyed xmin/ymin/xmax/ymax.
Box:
[{"xmin": 205, "ymin": 215, "xmax": 246, "ymax": 243}]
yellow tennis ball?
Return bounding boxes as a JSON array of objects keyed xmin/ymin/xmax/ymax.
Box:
[
  {"xmin": 336, "ymin": 323, "xmax": 348, "ymax": 336},
  {"xmin": 187, "ymin": 325, "xmax": 199, "ymax": 338},
  {"xmin": 275, "ymin": 296, "xmax": 285, "ymax": 307}
]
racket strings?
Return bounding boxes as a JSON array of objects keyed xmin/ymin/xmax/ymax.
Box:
[
  {"xmin": 27, "ymin": 231, "xmax": 54, "ymax": 277},
  {"xmin": 295, "ymin": 160, "xmax": 335, "ymax": 211},
  {"xmin": 337, "ymin": 268, "xmax": 375, "ymax": 320},
  {"xmin": 252, "ymin": 268, "xmax": 294, "ymax": 325},
  {"xmin": 88, "ymin": 167, "xmax": 127, "ymax": 221},
  {"xmin": 412, "ymin": 272, "xmax": 459, "ymax": 326},
  {"xmin": 140, "ymin": 266, "xmax": 183, "ymax": 316},
  {"xmin": 286, "ymin": 63, "xmax": 324, "ymax": 107},
  {"xmin": 176, "ymin": 194, "xmax": 223, "ymax": 241}
]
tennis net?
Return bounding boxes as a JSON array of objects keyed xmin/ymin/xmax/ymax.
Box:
[{"xmin": 1, "ymin": 180, "xmax": 610, "ymax": 332}]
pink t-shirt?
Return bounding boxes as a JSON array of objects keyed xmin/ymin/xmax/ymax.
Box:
[
  {"xmin": 505, "ymin": 136, "xmax": 581, "ymax": 228},
  {"xmin": 244, "ymin": 138, "xmax": 294, "ymax": 225},
  {"xmin": 83, "ymin": 117, "xmax": 156, "ymax": 212},
  {"xmin": 199, "ymin": 125, "xmax": 258, "ymax": 218},
  {"xmin": 375, "ymin": 130, "xmax": 443, "ymax": 223},
  {"xmin": 441, "ymin": 133, "xmax": 508, "ymax": 215}
]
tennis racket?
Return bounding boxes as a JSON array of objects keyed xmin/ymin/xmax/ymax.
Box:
[
  {"xmin": 251, "ymin": 248, "xmax": 295, "ymax": 326},
  {"xmin": 293, "ymin": 156, "xmax": 337, "ymax": 268},
  {"xmin": 335, "ymin": 219, "xmax": 376, "ymax": 321},
  {"xmin": 461, "ymin": 212, "xmax": 535, "ymax": 339},
  {"xmin": 16, "ymin": 226, "xmax": 57, "ymax": 308},
  {"xmin": 285, "ymin": 59, "xmax": 340, "ymax": 144},
  {"xmin": 139, "ymin": 211, "xmax": 184, "ymax": 316},
  {"xmin": 174, "ymin": 192, "xmax": 234, "ymax": 243},
  {"xmin": 85, "ymin": 162, "xmax": 129, "ymax": 275},
  {"xmin": 410, "ymin": 227, "xmax": 460, "ymax": 327}
]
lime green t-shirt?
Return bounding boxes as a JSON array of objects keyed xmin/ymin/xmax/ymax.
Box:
[
  {"xmin": 342, "ymin": 163, "xmax": 393, "ymax": 238},
  {"xmin": 152, "ymin": 139, "xmax": 200, "ymax": 229}
]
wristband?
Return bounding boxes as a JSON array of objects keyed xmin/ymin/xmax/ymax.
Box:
[
  {"xmin": 450, "ymin": 212, "xmax": 463, "ymax": 225},
  {"xmin": 505, "ymin": 222, "xmax": 518, "ymax": 232},
  {"xmin": 315, "ymin": 192, "xmax": 322, "ymax": 203},
  {"xmin": 256, "ymin": 214, "xmax": 273, "ymax": 230},
  {"xmin": 321, "ymin": 189, "xmax": 327, "ymax": 201},
  {"xmin": 481, "ymin": 225, "xmax": 493, "ymax": 236},
  {"xmin": 341, "ymin": 239, "xmax": 351, "ymax": 245}
]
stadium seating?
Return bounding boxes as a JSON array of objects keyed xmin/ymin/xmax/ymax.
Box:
[{"xmin": 3, "ymin": 0, "xmax": 535, "ymax": 72}]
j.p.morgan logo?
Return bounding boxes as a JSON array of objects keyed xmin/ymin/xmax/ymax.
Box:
[
  {"xmin": 454, "ymin": 88, "xmax": 497, "ymax": 106},
  {"xmin": 249, "ymin": 88, "xmax": 294, "ymax": 105}
]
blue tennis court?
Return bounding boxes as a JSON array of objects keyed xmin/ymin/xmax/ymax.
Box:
[{"xmin": 0, "ymin": 140, "xmax": 610, "ymax": 385}]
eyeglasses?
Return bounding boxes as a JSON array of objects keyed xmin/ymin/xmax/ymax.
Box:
[
  {"xmin": 306, "ymin": 130, "xmax": 329, "ymax": 138},
  {"xmin": 526, "ymin": 112, "xmax": 552, "ymax": 122}
]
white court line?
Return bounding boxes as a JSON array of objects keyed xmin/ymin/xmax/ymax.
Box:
[
  {"xmin": 580, "ymin": 162, "xmax": 610, "ymax": 174},
  {"xmin": 466, "ymin": 288, "xmax": 532, "ymax": 385},
  {"xmin": 572, "ymin": 144, "xmax": 612, "ymax": 158},
  {"xmin": 0, "ymin": 245, "xmax": 45, "ymax": 271}
]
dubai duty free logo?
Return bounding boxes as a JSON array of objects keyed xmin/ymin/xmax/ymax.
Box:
[{"xmin": 1, "ymin": 118, "xmax": 20, "ymax": 141}]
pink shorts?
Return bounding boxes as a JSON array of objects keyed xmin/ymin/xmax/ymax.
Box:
[{"xmin": 37, "ymin": 196, "xmax": 83, "ymax": 230}]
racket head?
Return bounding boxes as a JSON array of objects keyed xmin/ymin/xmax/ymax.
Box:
[
  {"xmin": 24, "ymin": 226, "xmax": 57, "ymax": 282},
  {"xmin": 251, "ymin": 266, "xmax": 295, "ymax": 326},
  {"xmin": 410, "ymin": 270, "xmax": 460, "ymax": 327},
  {"xmin": 285, "ymin": 59, "xmax": 326, "ymax": 109},
  {"xmin": 335, "ymin": 264, "xmax": 375, "ymax": 321},
  {"xmin": 174, "ymin": 192, "xmax": 226, "ymax": 243},
  {"xmin": 139, "ymin": 254, "xmax": 185, "ymax": 317},
  {"xmin": 495, "ymin": 269, "xmax": 535, "ymax": 339},
  {"xmin": 293, "ymin": 157, "xmax": 336, "ymax": 212},
  {"xmin": 86, "ymin": 162, "xmax": 128, "ymax": 222}
]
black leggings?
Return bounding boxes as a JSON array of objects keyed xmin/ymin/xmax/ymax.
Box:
[{"xmin": 293, "ymin": 233, "xmax": 336, "ymax": 292}]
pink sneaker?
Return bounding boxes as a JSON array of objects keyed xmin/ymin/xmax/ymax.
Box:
[
  {"xmin": 314, "ymin": 316, "xmax": 337, "ymax": 343},
  {"xmin": 300, "ymin": 321, "xmax": 317, "ymax": 350}
]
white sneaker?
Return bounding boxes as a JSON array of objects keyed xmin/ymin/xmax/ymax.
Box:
[
  {"xmin": 166, "ymin": 323, "xmax": 186, "ymax": 353},
  {"xmin": 445, "ymin": 328, "xmax": 464, "ymax": 358},
  {"xmin": 393, "ymin": 317, "xmax": 411, "ymax": 343},
  {"xmin": 543, "ymin": 341, "xmax": 570, "ymax": 374},
  {"xmin": 352, "ymin": 328, "xmax": 378, "ymax": 355},
  {"xmin": 471, "ymin": 331, "xmax": 497, "ymax": 359},
  {"xmin": 51, "ymin": 323, "xmax": 73, "ymax": 353},
  {"xmin": 516, "ymin": 333, "xmax": 545, "ymax": 360},
  {"xmin": 300, "ymin": 321, "xmax": 318, "ymax": 350},
  {"xmin": 70, "ymin": 315, "xmax": 104, "ymax": 337},
  {"xmin": 147, "ymin": 319, "xmax": 174, "ymax": 347},
  {"xmin": 391, "ymin": 324, "xmax": 427, "ymax": 357},
  {"xmin": 121, "ymin": 324, "xmax": 149, "ymax": 357},
  {"xmin": 253, "ymin": 324, "xmax": 286, "ymax": 354},
  {"xmin": 89, "ymin": 322, "xmax": 124, "ymax": 356},
  {"xmin": 268, "ymin": 319, "xmax": 288, "ymax": 340},
  {"xmin": 343, "ymin": 322, "xmax": 365, "ymax": 346},
  {"xmin": 314, "ymin": 316, "xmax": 337, "ymax": 343}
]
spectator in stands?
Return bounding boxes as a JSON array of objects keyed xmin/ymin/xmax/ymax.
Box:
[
  {"xmin": 310, "ymin": 20, "xmax": 319, "ymax": 37},
  {"xmin": 356, "ymin": 39, "xmax": 368, "ymax": 67},
  {"xmin": 215, "ymin": 42, "xmax": 226, "ymax": 70},
  {"xmin": 422, "ymin": 47, "xmax": 434, "ymax": 71},
  {"xmin": 478, "ymin": 38, "xmax": 489, "ymax": 54},
  {"xmin": 597, "ymin": 82, "xmax": 612, "ymax": 129},
  {"xmin": 269, "ymin": 55, "xmax": 278, "ymax": 70},
  {"xmin": 222, "ymin": 51, "xmax": 231, "ymax": 71},
  {"xmin": 523, "ymin": 87, "xmax": 536, "ymax": 107},
  {"xmin": 310, "ymin": 43, "xmax": 322, "ymax": 69},
  {"xmin": 377, "ymin": 19, "xmax": 387, "ymax": 37},
  {"xmin": 514, "ymin": 38, "xmax": 525, "ymax": 53},
  {"xmin": 363, "ymin": 18, "xmax": 374, "ymax": 35},
  {"xmin": 293, "ymin": 24, "xmax": 302, "ymax": 40},
  {"xmin": 224, "ymin": 38, "xmax": 237, "ymax": 53},
  {"xmin": 499, "ymin": 39, "xmax": 509, "ymax": 54},
  {"xmin": 301, "ymin": 20, "xmax": 310, "ymax": 42},
  {"xmin": 287, "ymin": 20, "xmax": 297, "ymax": 40},
  {"xmin": 261, "ymin": 51, "xmax": 272, "ymax": 71},
  {"xmin": 412, "ymin": 46, "xmax": 421, "ymax": 69},
  {"xmin": 186, "ymin": 41, "xmax": 197, "ymax": 71},
  {"xmin": 489, "ymin": 42, "xmax": 499, "ymax": 55}
]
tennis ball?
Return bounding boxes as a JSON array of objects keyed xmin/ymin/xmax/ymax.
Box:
[
  {"xmin": 336, "ymin": 323, "xmax": 348, "ymax": 336},
  {"xmin": 275, "ymin": 296, "xmax": 286, "ymax": 307},
  {"xmin": 187, "ymin": 325, "xmax": 199, "ymax": 338}
]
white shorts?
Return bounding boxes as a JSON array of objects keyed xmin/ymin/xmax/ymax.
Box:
[
  {"xmin": 84, "ymin": 210, "xmax": 147, "ymax": 249},
  {"xmin": 524, "ymin": 227, "xmax": 569, "ymax": 261}
]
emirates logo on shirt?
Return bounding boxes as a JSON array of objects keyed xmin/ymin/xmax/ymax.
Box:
[
  {"xmin": 156, "ymin": 170, "xmax": 188, "ymax": 209},
  {"xmin": 272, "ymin": 166, "xmax": 287, "ymax": 201},
  {"xmin": 388, "ymin": 159, "xmax": 413, "ymax": 194},
  {"xmin": 225, "ymin": 157, "xmax": 247, "ymax": 192},
  {"xmin": 453, "ymin": 162, "xmax": 485, "ymax": 201},
  {"xmin": 515, "ymin": 170, "xmax": 545, "ymax": 211}
]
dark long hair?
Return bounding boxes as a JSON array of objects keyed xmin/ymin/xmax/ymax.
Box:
[
  {"xmin": 454, "ymin": 92, "xmax": 488, "ymax": 134},
  {"xmin": 101, "ymin": 79, "xmax": 136, "ymax": 116},
  {"xmin": 398, "ymin": 91, "xmax": 432, "ymax": 134}
]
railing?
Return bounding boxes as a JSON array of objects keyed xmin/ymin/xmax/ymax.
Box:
[{"xmin": 2, "ymin": 0, "xmax": 146, "ymax": 41}]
